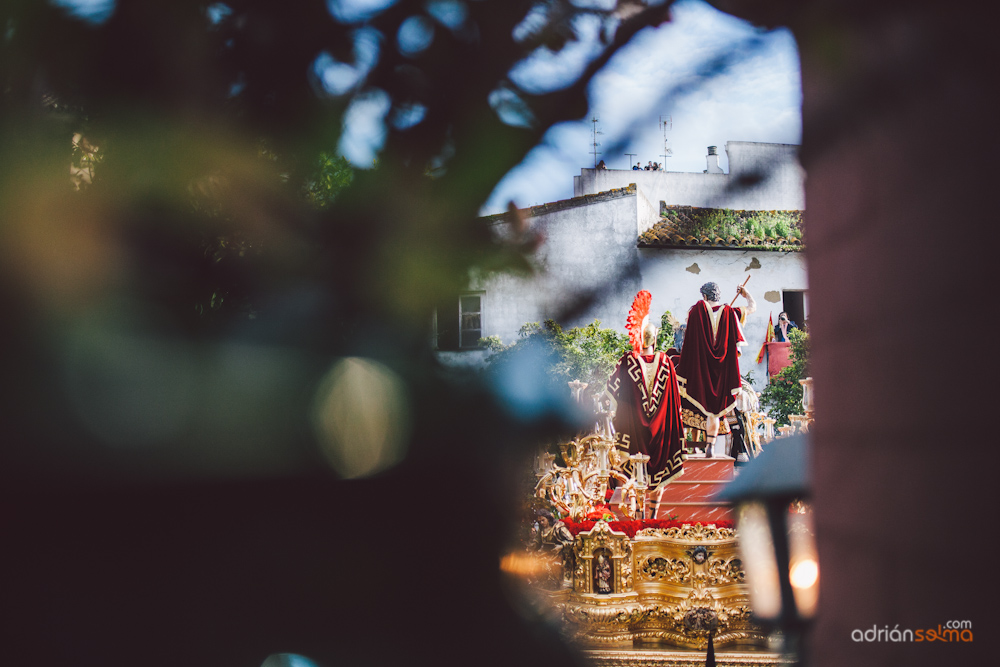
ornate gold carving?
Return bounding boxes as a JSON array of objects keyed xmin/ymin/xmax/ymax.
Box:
[
  {"xmin": 558, "ymin": 594, "xmax": 760, "ymax": 651},
  {"xmin": 619, "ymin": 541, "xmax": 633, "ymax": 591},
  {"xmin": 707, "ymin": 555, "xmax": 745, "ymax": 585},
  {"xmin": 571, "ymin": 521, "xmax": 635, "ymax": 596},
  {"xmin": 635, "ymin": 523, "xmax": 736, "ymax": 541},
  {"xmin": 584, "ymin": 647, "xmax": 791, "ymax": 666},
  {"xmin": 542, "ymin": 522, "xmax": 766, "ymax": 651},
  {"xmin": 640, "ymin": 556, "xmax": 690, "ymax": 582},
  {"xmin": 562, "ymin": 602, "xmax": 647, "ymax": 626}
]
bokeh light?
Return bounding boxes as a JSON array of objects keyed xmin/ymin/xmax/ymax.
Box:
[
  {"xmin": 789, "ymin": 558, "xmax": 818, "ymax": 590},
  {"xmin": 312, "ymin": 357, "xmax": 410, "ymax": 479}
]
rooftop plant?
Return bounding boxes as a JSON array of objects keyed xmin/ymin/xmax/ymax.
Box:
[{"xmin": 658, "ymin": 207, "xmax": 803, "ymax": 243}]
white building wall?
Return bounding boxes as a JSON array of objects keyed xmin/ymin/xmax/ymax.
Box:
[
  {"xmin": 476, "ymin": 188, "xmax": 657, "ymax": 345},
  {"xmin": 445, "ymin": 142, "xmax": 807, "ymax": 382},
  {"xmin": 638, "ymin": 248, "xmax": 808, "ymax": 389},
  {"xmin": 471, "ymin": 191, "xmax": 807, "ymax": 392},
  {"xmin": 575, "ymin": 142, "xmax": 805, "ymax": 211}
]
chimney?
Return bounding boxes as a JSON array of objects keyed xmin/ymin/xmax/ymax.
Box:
[{"xmin": 706, "ymin": 146, "xmax": 723, "ymax": 174}]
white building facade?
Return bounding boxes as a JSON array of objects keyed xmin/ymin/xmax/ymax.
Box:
[
  {"xmin": 574, "ymin": 141, "xmax": 805, "ymax": 211},
  {"xmin": 437, "ymin": 142, "xmax": 808, "ymax": 389}
]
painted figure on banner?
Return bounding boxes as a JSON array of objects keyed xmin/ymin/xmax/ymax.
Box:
[
  {"xmin": 604, "ymin": 291, "xmax": 685, "ymax": 488},
  {"xmin": 674, "ymin": 281, "xmax": 756, "ymax": 457}
]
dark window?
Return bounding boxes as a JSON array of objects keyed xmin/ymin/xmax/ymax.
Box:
[
  {"xmin": 434, "ymin": 299, "xmax": 458, "ymax": 350},
  {"xmin": 434, "ymin": 293, "xmax": 484, "ymax": 351},
  {"xmin": 782, "ymin": 290, "xmax": 806, "ymax": 330}
]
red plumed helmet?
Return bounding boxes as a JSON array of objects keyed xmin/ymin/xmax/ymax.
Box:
[{"xmin": 626, "ymin": 290, "xmax": 652, "ymax": 354}]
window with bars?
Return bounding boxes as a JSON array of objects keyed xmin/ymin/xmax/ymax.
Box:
[
  {"xmin": 433, "ymin": 292, "xmax": 485, "ymax": 351},
  {"xmin": 459, "ymin": 294, "xmax": 483, "ymax": 348}
]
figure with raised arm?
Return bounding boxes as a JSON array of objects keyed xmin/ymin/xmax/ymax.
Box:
[{"xmin": 674, "ymin": 281, "xmax": 756, "ymax": 457}]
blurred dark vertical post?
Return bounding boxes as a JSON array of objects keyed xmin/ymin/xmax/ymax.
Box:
[
  {"xmin": 713, "ymin": 0, "xmax": 994, "ymax": 663},
  {"xmin": 802, "ymin": 5, "xmax": 994, "ymax": 664}
]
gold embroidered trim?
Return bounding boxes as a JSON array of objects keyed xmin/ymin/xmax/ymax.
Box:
[{"xmin": 678, "ymin": 386, "xmax": 739, "ymax": 420}]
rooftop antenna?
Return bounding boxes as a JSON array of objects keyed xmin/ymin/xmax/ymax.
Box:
[
  {"xmin": 625, "ymin": 152, "xmax": 637, "ymax": 169},
  {"xmin": 659, "ymin": 115, "xmax": 673, "ymax": 163},
  {"xmin": 590, "ymin": 116, "xmax": 603, "ymax": 168}
]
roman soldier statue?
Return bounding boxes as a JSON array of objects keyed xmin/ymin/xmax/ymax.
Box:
[{"xmin": 604, "ymin": 290, "xmax": 685, "ymax": 488}]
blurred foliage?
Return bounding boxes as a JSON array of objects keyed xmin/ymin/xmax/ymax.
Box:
[
  {"xmin": 759, "ymin": 327, "xmax": 810, "ymax": 426},
  {"xmin": 0, "ymin": 3, "xmax": 733, "ymax": 662},
  {"xmin": 304, "ymin": 152, "xmax": 354, "ymax": 208},
  {"xmin": 482, "ymin": 314, "xmax": 675, "ymax": 399},
  {"xmin": 482, "ymin": 319, "xmax": 630, "ymax": 395},
  {"xmin": 0, "ymin": 0, "xmax": 675, "ymax": 339},
  {"xmin": 656, "ymin": 310, "xmax": 676, "ymax": 351}
]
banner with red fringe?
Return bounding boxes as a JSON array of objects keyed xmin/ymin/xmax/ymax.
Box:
[{"xmin": 756, "ymin": 312, "xmax": 774, "ymax": 364}]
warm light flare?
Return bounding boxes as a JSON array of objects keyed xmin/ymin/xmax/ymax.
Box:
[
  {"xmin": 790, "ymin": 558, "xmax": 818, "ymax": 589},
  {"xmin": 736, "ymin": 501, "xmax": 782, "ymax": 620},
  {"xmin": 499, "ymin": 552, "xmax": 548, "ymax": 577}
]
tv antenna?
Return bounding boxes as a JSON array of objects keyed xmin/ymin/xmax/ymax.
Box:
[
  {"xmin": 659, "ymin": 115, "xmax": 673, "ymax": 161},
  {"xmin": 590, "ymin": 116, "xmax": 603, "ymax": 168}
]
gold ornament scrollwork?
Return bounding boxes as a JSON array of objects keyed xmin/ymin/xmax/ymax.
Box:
[
  {"xmin": 640, "ymin": 556, "xmax": 690, "ymax": 582},
  {"xmin": 635, "ymin": 524, "xmax": 736, "ymax": 542},
  {"xmin": 619, "ymin": 541, "xmax": 634, "ymax": 592},
  {"xmin": 707, "ymin": 556, "xmax": 745, "ymax": 585},
  {"xmin": 534, "ymin": 521, "xmax": 766, "ymax": 650}
]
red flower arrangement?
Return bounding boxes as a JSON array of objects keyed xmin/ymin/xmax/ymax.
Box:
[
  {"xmin": 585, "ymin": 502, "xmax": 614, "ymax": 521},
  {"xmin": 561, "ymin": 518, "xmax": 735, "ymax": 539}
]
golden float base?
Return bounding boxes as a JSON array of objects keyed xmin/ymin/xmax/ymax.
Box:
[
  {"xmin": 537, "ymin": 522, "xmax": 771, "ymax": 652},
  {"xmin": 583, "ymin": 648, "xmax": 791, "ymax": 667}
]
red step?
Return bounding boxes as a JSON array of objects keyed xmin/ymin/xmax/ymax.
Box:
[{"xmin": 650, "ymin": 455, "xmax": 735, "ymax": 523}]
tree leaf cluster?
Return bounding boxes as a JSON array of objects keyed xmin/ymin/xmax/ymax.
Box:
[
  {"xmin": 303, "ymin": 152, "xmax": 354, "ymax": 208},
  {"xmin": 482, "ymin": 314, "xmax": 674, "ymax": 399}
]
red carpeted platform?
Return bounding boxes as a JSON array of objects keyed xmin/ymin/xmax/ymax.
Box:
[{"xmin": 649, "ymin": 455, "xmax": 735, "ymax": 523}]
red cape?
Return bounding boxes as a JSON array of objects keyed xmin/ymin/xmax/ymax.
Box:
[
  {"xmin": 606, "ymin": 351, "xmax": 685, "ymax": 487},
  {"xmin": 675, "ymin": 301, "xmax": 745, "ymax": 419}
]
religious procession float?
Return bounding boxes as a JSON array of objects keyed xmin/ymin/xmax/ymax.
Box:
[{"xmin": 507, "ymin": 287, "xmax": 815, "ymax": 665}]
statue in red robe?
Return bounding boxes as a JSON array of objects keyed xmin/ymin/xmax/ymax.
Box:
[
  {"xmin": 674, "ymin": 281, "xmax": 756, "ymax": 456},
  {"xmin": 605, "ymin": 291, "xmax": 685, "ymax": 488}
]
